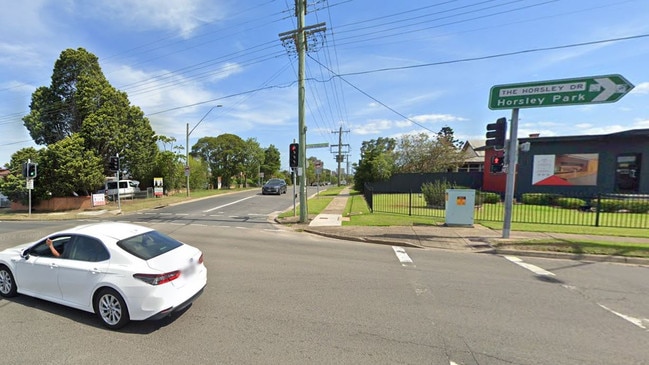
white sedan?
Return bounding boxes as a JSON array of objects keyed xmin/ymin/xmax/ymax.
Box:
[{"xmin": 0, "ymin": 222, "xmax": 207, "ymax": 330}]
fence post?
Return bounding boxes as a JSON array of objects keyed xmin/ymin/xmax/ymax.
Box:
[
  {"xmin": 594, "ymin": 193, "xmax": 601, "ymax": 227},
  {"xmin": 409, "ymin": 190, "xmax": 412, "ymax": 216}
]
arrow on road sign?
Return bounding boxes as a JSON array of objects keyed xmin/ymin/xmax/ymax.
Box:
[{"xmin": 489, "ymin": 74, "xmax": 634, "ymax": 110}]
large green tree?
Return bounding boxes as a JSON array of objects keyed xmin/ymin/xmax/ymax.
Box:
[
  {"xmin": 39, "ymin": 135, "xmax": 105, "ymax": 196},
  {"xmin": 353, "ymin": 137, "xmax": 397, "ymax": 192},
  {"xmin": 0, "ymin": 148, "xmax": 40, "ymax": 204},
  {"xmin": 262, "ymin": 144, "xmax": 281, "ymax": 179},
  {"xmin": 192, "ymin": 134, "xmax": 247, "ymax": 188},
  {"xmin": 22, "ymin": 47, "xmax": 158, "ymax": 180},
  {"xmin": 242, "ymin": 138, "xmax": 264, "ymax": 186},
  {"xmin": 395, "ymin": 127, "xmax": 466, "ymax": 173}
]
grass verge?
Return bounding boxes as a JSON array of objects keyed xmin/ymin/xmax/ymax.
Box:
[{"xmin": 339, "ymin": 190, "xmax": 649, "ymax": 258}]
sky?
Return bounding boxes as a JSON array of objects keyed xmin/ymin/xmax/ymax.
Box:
[{"xmin": 1, "ymin": 0, "xmax": 649, "ymax": 174}]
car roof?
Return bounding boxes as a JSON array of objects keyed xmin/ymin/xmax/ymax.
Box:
[{"xmin": 55, "ymin": 222, "xmax": 154, "ymax": 241}]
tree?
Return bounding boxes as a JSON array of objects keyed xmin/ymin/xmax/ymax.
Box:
[
  {"xmin": 395, "ymin": 127, "xmax": 465, "ymax": 173},
  {"xmin": 0, "ymin": 148, "xmax": 40, "ymax": 205},
  {"xmin": 39, "ymin": 135, "xmax": 104, "ymax": 196},
  {"xmin": 242, "ymin": 138, "xmax": 264, "ymax": 187},
  {"xmin": 192, "ymin": 134, "xmax": 246, "ymax": 188},
  {"xmin": 152, "ymin": 150, "xmax": 183, "ymax": 193},
  {"xmin": 22, "ymin": 48, "xmax": 107, "ymax": 145},
  {"xmin": 262, "ymin": 144, "xmax": 281, "ymax": 179},
  {"xmin": 22, "ymin": 47, "xmax": 158, "ymax": 180},
  {"xmin": 353, "ymin": 137, "xmax": 397, "ymax": 192}
]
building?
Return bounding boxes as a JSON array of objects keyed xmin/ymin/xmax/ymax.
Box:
[{"xmin": 481, "ymin": 129, "xmax": 649, "ymax": 195}]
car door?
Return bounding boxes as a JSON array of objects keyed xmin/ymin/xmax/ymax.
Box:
[
  {"xmin": 57, "ymin": 235, "xmax": 110, "ymax": 310},
  {"xmin": 14, "ymin": 236, "xmax": 71, "ymax": 301}
]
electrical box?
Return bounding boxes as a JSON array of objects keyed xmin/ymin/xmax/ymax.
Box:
[{"xmin": 445, "ymin": 189, "xmax": 475, "ymax": 227}]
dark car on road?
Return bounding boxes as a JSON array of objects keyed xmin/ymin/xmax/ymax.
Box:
[{"xmin": 262, "ymin": 178, "xmax": 287, "ymax": 195}]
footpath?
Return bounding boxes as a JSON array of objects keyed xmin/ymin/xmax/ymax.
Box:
[{"xmin": 293, "ymin": 187, "xmax": 649, "ymax": 266}]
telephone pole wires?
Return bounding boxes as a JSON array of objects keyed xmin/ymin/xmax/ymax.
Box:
[
  {"xmin": 331, "ymin": 126, "xmax": 350, "ymax": 186},
  {"xmin": 278, "ymin": 0, "xmax": 326, "ymax": 223}
]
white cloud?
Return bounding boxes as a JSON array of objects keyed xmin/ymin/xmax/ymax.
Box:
[
  {"xmin": 96, "ymin": 0, "xmax": 226, "ymax": 38},
  {"xmin": 410, "ymin": 113, "xmax": 467, "ymax": 124},
  {"xmin": 631, "ymin": 82, "xmax": 649, "ymax": 94},
  {"xmin": 352, "ymin": 119, "xmax": 394, "ymax": 135}
]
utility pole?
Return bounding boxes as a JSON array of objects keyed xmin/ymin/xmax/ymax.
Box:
[
  {"xmin": 331, "ymin": 126, "xmax": 350, "ymax": 186},
  {"xmin": 279, "ymin": 0, "xmax": 326, "ymax": 223}
]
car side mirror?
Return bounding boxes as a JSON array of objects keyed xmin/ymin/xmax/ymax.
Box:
[{"xmin": 20, "ymin": 249, "xmax": 30, "ymax": 260}]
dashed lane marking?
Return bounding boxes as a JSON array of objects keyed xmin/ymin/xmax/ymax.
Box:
[
  {"xmin": 503, "ymin": 255, "xmax": 555, "ymax": 277},
  {"xmin": 392, "ymin": 246, "xmax": 414, "ymax": 267},
  {"xmin": 203, "ymin": 196, "xmax": 256, "ymax": 213},
  {"xmin": 598, "ymin": 304, "xmax": 648, "ymax": 331}
]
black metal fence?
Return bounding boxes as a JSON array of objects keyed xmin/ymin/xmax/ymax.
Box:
[{"xmin": 363, "ymin": 190, "xmax": 649, "ymax": 229}]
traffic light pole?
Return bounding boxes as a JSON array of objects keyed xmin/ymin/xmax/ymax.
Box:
[
  {"xmin": 116, "ymin": 153, "xmax": 121, "ymax": 212},
  {"xmin": 502, "ymin": 108, "xmax": 519, "ymax": 239},
  {"xmin": 297, "ymin": 0, "xmax": 307, "ymax": 223}
]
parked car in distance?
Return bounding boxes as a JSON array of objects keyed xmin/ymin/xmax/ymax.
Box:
[
  {"xmin": 262, "ymin": 178, "xmax": 287, "ymax": 195},
  {"xmin": 0, "ymin": 222, "xmax": 207, "ymax": 330},
  {"xmin": 104, "ymin": 179, "xmax": 140, "ymax": 199}
]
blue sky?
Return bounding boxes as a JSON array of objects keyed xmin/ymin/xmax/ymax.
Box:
[{"xmin": 1, "ymin": 0, "xmax": 649, "ymax": 172}]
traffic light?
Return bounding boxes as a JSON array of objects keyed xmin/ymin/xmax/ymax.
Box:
[
  {"xmin": 289, "ymin": 143, "xmax": 299, "ymax": 168},
  {"xmin": 27, "ymin": 163, "xmax": 38, "ymax": 178},
  {"xmin": 490, "ymin": 155, "xmax": 505, "ymax": 173},
  {"xmin": 485, "ymin": 117, "xmax": 507, "ymax": 149},
  {"xmin": 109, "ymin": 156, "xmax": 119, "ymax": 171}
]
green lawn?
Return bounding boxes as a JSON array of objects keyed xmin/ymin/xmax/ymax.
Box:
[{"xmin": 342, "ymin": 190, "xmax": 649, "ymax": 258}]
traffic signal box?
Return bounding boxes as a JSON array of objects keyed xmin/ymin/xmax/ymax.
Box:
[
  {"xmin": 490, "ymin": 155, "xmax": 505, "ymax": 173},
  {"xmin": 109, "ymin": 156, "xmax": 119, "ymax": 171},
  {"xmin": 289, "ymin": 143, "xmax": 299, "ymax": 168},
  {"xmin": 26, "ymin": 163, "xmax": 37, "ymax": 178},
  {"xmin": 485, "ymin": 117, "xmax": 507, "ymax": 150}
]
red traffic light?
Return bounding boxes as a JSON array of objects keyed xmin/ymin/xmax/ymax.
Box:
[{"xmin": 289, "ymin": 143, "xmax": 299, "ymax": 168}]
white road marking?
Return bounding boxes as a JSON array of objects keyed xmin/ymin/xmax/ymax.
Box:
[
  {"xmin": 392, "ymin": 246, "xmax": 414, "ymax": 266},
  {"xmin": 598, "ymin": 304, "xmax": 648, "ymax": 330},
  {"xmin": 203, "ymin": 196, "xmax": 256, "ymax": 213},
  {"xmin": 503, "ymin": 255, "xmax": 555, "ymax": 277}
]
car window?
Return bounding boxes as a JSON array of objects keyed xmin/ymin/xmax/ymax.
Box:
[
  {"xmin": 29, "ymin": 236, "xmax": 71, "ymax": 258},
  {"xmin": 67, "ymin": 236, "xmax": 110, "ymax": 262},
  {"xmin": 117, "ymin": 230, "xmax": 183, "ymax": 260}
]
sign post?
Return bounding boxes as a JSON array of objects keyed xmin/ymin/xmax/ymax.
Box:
[
  {"xmin": 488, "ymin": 74, "xmax": 634, "ymax": 238},
  {"xmin": 489, "ymin": 74, "xmax": 634, "ymax": 110}
]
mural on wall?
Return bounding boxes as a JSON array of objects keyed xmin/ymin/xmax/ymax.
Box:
[{"xmin": 532, "ymin": 154, "xmax": 599, "ymax": 186}]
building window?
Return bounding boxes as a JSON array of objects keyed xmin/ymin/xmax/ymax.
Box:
[
  {"xmin": 458, "ymin": 163, "xmax": 483, "ymax": 172},
  {"xmin": 615, "ymin": 153, "xmax": 640, "ymax": 193}
]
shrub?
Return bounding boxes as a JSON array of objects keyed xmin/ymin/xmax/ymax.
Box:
[
  {"xmin": 477, "ymin": 191, "xmax": 500, "ymax": 204},
  {"xmin": 598, "ymin": 198, "xmax": 649, "ymax": 213},
  {"xmin": 555, "ymin": 197, "xmax": 586, "ymax": 209},
  {"xmin": 421, "ymin": 179, "xmax": 456, "ymax": 207},
  {"xmin": 521, "ymin": 193, "xmax": 560, "ymax": 206}
]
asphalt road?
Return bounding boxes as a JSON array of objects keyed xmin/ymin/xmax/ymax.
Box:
[{"xmin": 1, "ymin": 192, "xmax": 647, "ymax": 364}]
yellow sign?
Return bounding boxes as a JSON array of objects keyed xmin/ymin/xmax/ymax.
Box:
[{"xmin": 456, "ymin": 196, "xmax": 466, "ymax": 206}]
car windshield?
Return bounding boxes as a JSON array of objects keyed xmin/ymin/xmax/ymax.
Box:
[
  {"xmin": 117, "ymin": 230, "xmax": 183, "ymax": 260},
  {"xmin": 266, "ymin": 179, "xmax": 283, "ymax": 185}
]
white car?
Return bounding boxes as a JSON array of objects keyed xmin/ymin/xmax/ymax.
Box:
[{"xmin": 0, "ymin": 222, "xmax": 207, "ymax": 330}]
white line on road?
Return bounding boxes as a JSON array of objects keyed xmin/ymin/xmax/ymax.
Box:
[
  {"xmin": 598, "ymin": 304, "xmax": 648, "ymax": 330},
  {"xmin": 203, "ymin": 196, "xmax": 256, "ymax": 213},
  {"xmin": 503, "ymin": 255, "xmax": 555, "ymax": 277},
  {"xmin": 392, "ymin": 246, "xmax": 414, "ymax": 266}
]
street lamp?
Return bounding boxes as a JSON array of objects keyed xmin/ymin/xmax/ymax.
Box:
[{"xmin": 186, "ymin": 105, "xmax": 222, "ymax": 197}]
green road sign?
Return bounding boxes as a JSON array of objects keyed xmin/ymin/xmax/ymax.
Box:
[
  {"xmin": 489, "ymin": 74, "xmax": 634, "ymax": 110},
  {"xmin": 306, "ymin": 142, "xmax": 329, "ymax": 148}
]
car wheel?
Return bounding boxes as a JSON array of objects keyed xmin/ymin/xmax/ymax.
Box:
[
  {"xmin": 0, "ymin": 265, "xmax": 17, "ymax": 298},
  {"xmin": 94, "ymin": 288, "xmax": 130, "ymax": 330}
]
